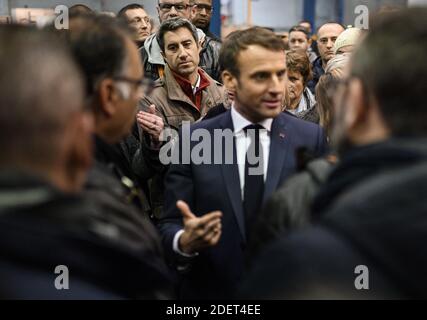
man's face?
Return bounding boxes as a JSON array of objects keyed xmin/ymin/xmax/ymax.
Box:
[
  {"xmin": 227, "ymin": 45, "xmax": 286, "ymax": 123},
  {"xmin": 317, "ymin": 23, "xmax": 344, "ymax": 64},
  {"xmin": 289, "ymin": 31, "xmax": 310, "ymax": 52},
  {"xmin": 286, "ymin": 70, "xmax": 305, "ymax": 107},
  {"xmin": 123, "ymin": 8, "xmax": 152, "ymax": 43},
  {"xmin": 190, "ymin": 0, "xmax": 213, "ymax": 30},
  {"xmin": 112, "ymin": 39, "xmax": 144, "ymax": 141},
  {"xmin": 157, "ymin": 0, "xmax": 191, "ymax": 22},
  {"xmin": 162, "ymin": 27, "xmax": 200, "ymax": 78}
]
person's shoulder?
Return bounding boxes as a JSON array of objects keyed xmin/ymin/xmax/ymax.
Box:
[
  {"xmin": 280, "ymin": 111, "xmax": 321, "ymax": 131},
  {"xmin": 191, "ymin": 109, "xmax": 230, "ymax": 131}
]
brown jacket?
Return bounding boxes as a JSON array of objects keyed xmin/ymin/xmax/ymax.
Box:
[
  {"xmin": 136, "ymin": 65, "xmax": 226, "ymax": 218},
  {"xmin": 139, "ymin": 65, "xmax": 227, "ymax": 131}
]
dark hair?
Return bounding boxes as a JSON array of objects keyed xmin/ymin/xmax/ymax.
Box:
[
  {"xmin": 286, "ymin": 50, "xmax": 313, "ymax": 85},
  {"xmin": 69, "ymin": 4, "xmax": 94, "ymax": 18},
  {"xmin": 118, "ymin": 3, "xmax": 145, "ymax": 17},
  {"xmin": 219, "ymin": 27, "xmax": 285, "ymax": 77},
  {"xmin": 157, "ymin": 18, "xmax": 198, "ymax": 52},
  {"xmin": 66, "ymin": 15, "xmax": 132, "ymax": 103},
  {"xmin": 351, "ymin": 8, "xmax": 427, "ymax": 136},
  {"xmin": 0, "ymin": 25, "xmax": 84, "ymax": 167},
  {"xmin": 289, "ymin": 25, "xmax": 309, "ymax": 40}
]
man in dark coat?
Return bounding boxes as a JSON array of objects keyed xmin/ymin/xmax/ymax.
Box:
[
  {"xmin": 158, "ymin": 27, "xmax": 327, "ymax": 299},
  {"xmin": 0, "ymin": 25, "xmax": 171, "ymax": 299},
  {"xmin": 240, "ymin": 8, "xmax": 427, "ymax": 299}
]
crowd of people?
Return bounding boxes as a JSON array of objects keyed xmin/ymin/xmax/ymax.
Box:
[{"xmin": 0, "ymin": 0, "xmax": 427, "ymax": 300}]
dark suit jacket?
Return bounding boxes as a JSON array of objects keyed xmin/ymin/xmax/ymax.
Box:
[{"xmin": 158, "ymin": 110, "xmax": 327, "ymax": 299}]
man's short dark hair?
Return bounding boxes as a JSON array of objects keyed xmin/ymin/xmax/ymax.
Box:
[
  {"xmin": 0, "ymin": 25, "xmax": 84, "ymax": 167},
  {"xmin": 351, "ymin": 8, "xmax": 427, "ymax": 136},
  {"xmin": 219, "ymin": 27, "xmax": 285, "ymax": 77},
  {"xmin": 157, "ymin": 18, "xmax": 199, "ymax": 52},
  {"xmin": 118, "ymin": 3, "xmax": 145, "ymax": 17},
  {"xmin": 289, "ymin": 25, "xmax": 310, "ymax": 40},
  {"xmin": 66, "ymin": 14, "xmax": 132, "ymax": 105},
  {"xmin": 69, "ymin": 4, "xmax": 94, "ymax": 18}
]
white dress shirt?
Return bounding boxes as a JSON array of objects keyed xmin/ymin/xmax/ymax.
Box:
[
  {"xmin": 173, "ymin": 105, "xmax": 273, "ymax": 256},
  {"xmin": 231, "ymin": 106, "xmax": 272, "ymax": 199}
]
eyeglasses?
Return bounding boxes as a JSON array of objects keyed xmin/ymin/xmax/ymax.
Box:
[
  {"xmin": 158, "ymin": 3, "xmax": 189, "ymax": 12},
  {"xmin": 194, "ymin": 4, "xmax": 213, "ymax": 12},
  {"xmin": 113, "ymin": 76, "xmax": 154, "ymax": 95}
]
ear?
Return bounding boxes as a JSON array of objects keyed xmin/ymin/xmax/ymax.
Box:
[
  {"xmin": 98, "ymin": 78, "xmax": 119, "ymax": 118},
  {"xmin": 344, "ymin": 78, "xmax": 367, "ymax": 132},
  {"xmin": 222, "ymin": 70, "xmax": 238, "ymax": 92},
  {"xmin": 63, "ymin": 111, "xmax": 94, "ymax": 192}
]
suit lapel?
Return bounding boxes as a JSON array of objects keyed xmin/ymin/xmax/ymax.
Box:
[
  {"xmin": 219, "ymin": 111, "xmax": 246, "ymax": 243},
  {"xmin": 263, "ymin": 114, "xmax": 292, "ymax": 204}
]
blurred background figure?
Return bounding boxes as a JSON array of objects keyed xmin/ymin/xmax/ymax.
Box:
[
  {"xmin": 289, "ymin": 25, "xmax": 317, "ymax": 62},
  {"xmin": 190, "ymin": 0, "xmax": 219, "ymax": 41},
  {"xmin": 69, "ymin": 3, "xmax": 93, "ymax": 17},
  {"xmin": 276, "ymin": 30, "xmax": 290, "ymax": 50},
  {"xmin": 118, "ymin": 3, "xmax": 152, "ymax": 49}
]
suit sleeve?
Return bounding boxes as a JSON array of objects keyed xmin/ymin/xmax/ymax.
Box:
[
  {"xmin": 315, "ymin": 125, "xmax": 329, "ymax": 157},
  {"xmin": 157, "ymin": 128, "xmax": 196, "ymax": 264}
]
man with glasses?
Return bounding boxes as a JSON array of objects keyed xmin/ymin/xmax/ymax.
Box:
[
  {"xmin": 190, "ymin": 0, "xmax": 219, "ymax": 41},
  {"xmin": 118, "ymin": 4, "xmax": 153, "ymax": 49},
  {"xmin": 67, "ymin": 15, "xmax": 167, "ymax": 257},
  {"xmin": 141, "ymin": 0, "xmax": 221, "ymax": 81}
]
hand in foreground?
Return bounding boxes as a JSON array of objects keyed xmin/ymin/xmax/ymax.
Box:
[{"xmin": 177, "ymin": 200, "xmax": 222, "ymax": 255}]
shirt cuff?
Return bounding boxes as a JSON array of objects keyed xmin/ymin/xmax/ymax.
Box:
[{"xmin": 173, "ymin": 229, "xmax": 199, "ymax": 258}]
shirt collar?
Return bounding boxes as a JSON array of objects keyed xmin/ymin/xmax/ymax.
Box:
[
  {"xmin": 192, "ymin": 74, "xmax": 201, "ymax": 95},
  {"xmin": 231, "ymin": 104, "xmax": 273, "ymax": 134}
]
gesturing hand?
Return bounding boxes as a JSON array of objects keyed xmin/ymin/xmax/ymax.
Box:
[
  {"xmin": 136, "ymin": 104, "xmax": 164, "ymax": 142},
  {"xmin": 177, "ymin": 200, "xmax": 222, "ymax": 255}
]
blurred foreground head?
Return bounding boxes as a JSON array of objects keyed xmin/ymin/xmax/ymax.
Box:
[
  {"xmin": 67, "ymin": 14, "xmax": 143, "ymax": 144},
  {"xmin": 0, "ymin": 25, "xmax": 92, "ymax": 192},
  {"xmin": 331, "ymin": 8, "xmax": 427, "ymax": 153}
]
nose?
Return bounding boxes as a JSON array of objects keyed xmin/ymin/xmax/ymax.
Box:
[
  {"xmin": 177, "ymin": 45, "xmax": 188, "ymax": 59},
  {"xmin": 200, "ymin": 8, "xmax": 207, "ymax": 16},
  {"xmin": 270, "ymin": 74, "xmax": 284, "ymax": 95},
  {"xmin": 169, "ymin": 6, "xmax": 178, "ymax": 16},
  {"xmin": 327, "ymin": 39, "xmax": 334, "ymax": 49}
]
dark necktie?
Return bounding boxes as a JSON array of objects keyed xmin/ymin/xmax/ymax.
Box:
[{"xmin": 243, "ymin": 124, "xmax": 265, "ymax": 230}]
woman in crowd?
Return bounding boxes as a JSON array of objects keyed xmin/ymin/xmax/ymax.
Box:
[{"xmin": 283, "ymin": 50, "xmax": 317, "ymax": 122}]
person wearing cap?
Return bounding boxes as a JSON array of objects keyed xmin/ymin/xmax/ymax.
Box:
[{"xmin": 333, "ymin": 26, "xmax": 363, "ymax": 55}]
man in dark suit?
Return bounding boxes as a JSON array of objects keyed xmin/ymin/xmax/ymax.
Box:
[{"xmin": 158, "ymin": 27, "xmax": 327, "ymax": 299}]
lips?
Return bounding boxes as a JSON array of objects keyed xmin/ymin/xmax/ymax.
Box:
[{"xmin": 262, "ymin": 100, "xmax": 281, "ymax": 108}]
